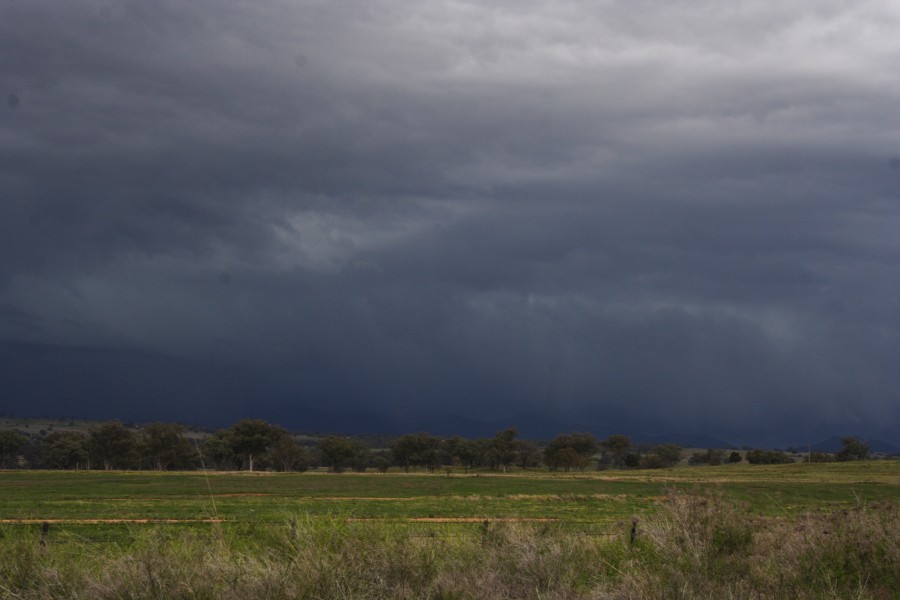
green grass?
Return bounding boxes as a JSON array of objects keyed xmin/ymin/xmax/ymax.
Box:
[
  {"xmin": 0, "ymin": 464, "xmax": 897, "ymax": 599},
  {"xmin": 0, "ymin": 461, "xmax": 896, "ymax": 537}
]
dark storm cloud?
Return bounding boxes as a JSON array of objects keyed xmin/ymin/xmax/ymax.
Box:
[{"xmin": 2, "ymin": 0, "xmax": 898, "ymax": 445}]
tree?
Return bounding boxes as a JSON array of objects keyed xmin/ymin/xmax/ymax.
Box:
[
  {"xmin": 319, "ymin": 436, "xmax": 368, "ymax": 473},
  {"xmin": 201, "ymin": 431, "xmax": 238, "ymax": 470},
  {"xmin": 390, "ymin": 433, "xmax": 440, "ymax": 472},
  {"xmin": 371, "ymin": 452, "xmax": 392, "ymax": 473},
  {"xmin": 516, "ymin": 440, "xmax": 542, "ymax": 470},
  {"xmin": 351, "ymin": 444, "xmax": 372, "ymax": 472},
  {"xmin": 455, "ymin": 438, "xmax": 486, "ymax": 473},
  {"xmin": 89, "ymin": 422, "xmax": 137, "ymax": 470},
  {"xmin": 808, "ymin": 452, "xmax": 835, "ymax": 463},
  {"xmin": 547, "ymin": 447, "xmax": 589, "ymax": 472},
  {"xmin": 544, "ymin": 433, "xmax": 598, "ymax": 471},
  {"xmin": 837, "ymin": 437, "xmax": 870, "ymax": 461},
  {"xmin": 688, "ymin": 448, "xmax": 726, "ymax": 466},
  {"xmin": 438, "ymin": 436, "xmax": 463, "ymax": 467},
  {"xmin": 640, "ymin": 444, "xmax": 682, "ymax": 469},
  {"xmin": 487, "ymin": 428, "xmax": 518, "ymax": 472},
  {"xmin": 0, "ymin": 430, "xmax": 27, "ymax": 468},
  {"xmin": 140, "ymin": 422, "xmax": 193, "ymax": 470},
  {"xmin": 41, "ymin": 431, "xmax": 89, "ymax": 469},
  {"xmin": 600, "ymin": 435, "xmax": 632, "ymax": 469},
  {"xmin": 267, "ymin": 436, "xmax": 312, "ymax": 472},
  {"xmin": 746, "ymin": 449, "xmax": 792, "ymax": 464},
  {"xmin": 728, "ymin": 451, "xmax": 742, "ymax": 464},
  {"xmin": 225, "ymin": 419, "xmax": 287, "ymax": 472}
]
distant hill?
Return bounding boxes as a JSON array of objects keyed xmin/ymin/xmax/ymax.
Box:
[
  {"xmin": 272, "ymin": 408, "xmax": 739, "ymax": 447},
  {"xmin": 632, "ymin": 433, "xmax": 735, "ymax": 449},
  {"xmin": 809, "ymin": 436, "xmax": 900, "ymax": 455},
  {"xmin": 274, "ymin": 408, "xmax": 583, "ymax": 440}
]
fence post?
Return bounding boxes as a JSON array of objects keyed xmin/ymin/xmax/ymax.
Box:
[{"xmin": 40, "ymin": 521, "xmax": 50, "ymax": 549}]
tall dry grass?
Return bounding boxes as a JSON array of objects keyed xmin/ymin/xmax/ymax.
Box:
[{"xmin": 1, "ymin": 493, "xmax": 896, "ymax": 599}]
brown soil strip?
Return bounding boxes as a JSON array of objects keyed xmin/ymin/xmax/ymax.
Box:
[
  {"xmin": 349, "ymin": 517, "xmax": 560, "ymax": 523},
  {"xmin": 213, "ymin": 493, "xmax": 274, "ymax": 497},
  {"xmin": 0, "ymin": 519, "xmax": 223, "ymax": 524}
]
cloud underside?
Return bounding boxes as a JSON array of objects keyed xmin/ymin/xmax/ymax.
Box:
[{"xmin": 1, "ymin": 0, "xmax": 898, "ymax": 444}]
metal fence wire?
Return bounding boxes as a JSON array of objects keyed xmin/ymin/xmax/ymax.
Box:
[{"xmin": 3, "ymin": 518, "xmax": 631, "ymax": 546}]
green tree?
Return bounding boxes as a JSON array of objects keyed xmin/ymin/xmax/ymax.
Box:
[
  {"xmin": 705, "ymin": 448, "xmax": 725, "ymax": 466},
  {"xmin": 201, "ymin": 432, "xmax": 238, "ymax": 470},
  {"xmin": 689, "ymin": 448, "xmax": 726, "ymax": 466},
  {"xmin": 0, "ymin": 430, "xmax": 27, "ymax": 468},
  {"xmin": 808, "ymin": 452, "xmax": 835, "ymax": 463},
  {"xmin": 487, "ymin": 428, "xmax": 518, "ymax": 472},
  {"xmin": 837, "ymin": 437, "xmax": 870, "ymax": 461},
  {"xmin": 544, "ymin": 432, "xmax": 598, "ymax": 471},
  {"xmin": 372, "ymin": 453, "xmax": 392, "ymax": 473},
  {"xmin": 728, "ymin": 451, "xmax": 742, "ymax": 464},
  {"xmin": 746, "ymin": 449, "xmax": 792, "ymax": 464},
  {"xmin": 455, "ymin": 438, "xmax": 486, "ymax": 473},
  {"xmin": 89, "ymin": 422, "xmax": 138, "ymax": 470},
  {"xmin": 439, "ymin": 436, "xmax": 469, "ymax": 467},
  {"xmin": 548, "ymin": 447, "xmax": 589, "ymax": 472},
  {"xmin": 319, "ymin": 436, "xmax": 368, "ymax": 473},
  {"xmin": 140, "ymin": 422, "xmax": 193, "ymax": 470},
  {"xmin": 225, "ymin": 419, "xmax": 287, "ymax": 472},
  {"xmin": 600, "ymin": 435, "xmax": 632, "ymax": 469},
  {"xmin": 516, "ymin": 439, "xmax": 542, "ymax": 470},
  {"xmin": 390, "ymin": 433, "xmax": 440, "ymax": 472},
  {"xmin": 41, "ymin": 431, "xmax": 89, "ymax": 469},
  {"xmin": 267, "ymin": 436, "xmax": 312, "ymax": 472},
  {"xmin": 640, "ymin": 444, "xmax": 683, "ymax": 469}
]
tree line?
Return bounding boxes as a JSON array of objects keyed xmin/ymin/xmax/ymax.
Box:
[{"xmin": 0, "ymin": 419, "xmax": 873, "ymax": 471}]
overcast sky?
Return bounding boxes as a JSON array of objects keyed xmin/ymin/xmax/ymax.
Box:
[{"xmin": 2, "ymin": 0, "xmax": 898, "ymax": 446}]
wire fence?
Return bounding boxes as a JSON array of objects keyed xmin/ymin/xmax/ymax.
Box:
[{"xmin": 2, "ymin": 517, "xmax": 634, "ymax": 546}]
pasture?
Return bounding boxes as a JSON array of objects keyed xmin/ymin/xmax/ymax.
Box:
[{"xmin": 1, "ymin": 462, "xmax": 898, "ymax": 599}]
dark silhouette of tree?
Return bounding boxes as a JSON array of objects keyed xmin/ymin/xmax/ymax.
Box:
[
  {"xmin": 544, "ymin": 433, "xmax": 598, "ymax": 471},
  {"xmin": 516, "ymin": 440, "xmax": 542, "ymax": 470},
  {"xmin": 688, "ymin": 448, "xmax": 726, "ymax": 466},
  {"xmin": 267, "ymin": 436, "xmax": 312, "ymax": 472},
  {"xmin": 351, "ymin": 444, "xmax": 372, "ymax": 472},
  {"xmin": 600, "ymin": 435, "xmax": 632, "ymax": 469},
  {"xmin": 808, "ymin": 452, "xmax": 835, "ymax": 463},
  {"xmin": 487, "ymin": 428, "xmax": 518, "ymax": 472},
  {"xmin": 728, "ymin": 451, "xmax": 742, "ymax": 463},
  {"xmin": 455, "ymin": 439, "xmax": 486, "ymax": 473},
  {"xmin": 140, "ymin": 422, "xmax": 193, "ymax": 470},
  {"xmin": 372, "ymin": 453, "xmax": 392, "ymax": 473},
  {"xmin": 0, "ymin": 430, "xmax": 27, "ymax": 468},
  {"xmin": 837, "ymin": 437, "xmax": 870, "ymax": 461},
  {"xmin": 640, "ymin": 444, "xmax": 682, "ymax": 469},
  {"xmin": 390, "ymin": 433, "xmax": 440, "ymax": 472},
  {"xmin": 225, "ymin": 419, "xmax": 287, "ymax": 472},
  {"xmin": 549, "ymin": 447, "xmax": 590, "ymax": 471},
  {"xmin": 746, "ymin": 449, "xmax": 792, "ymax": 464},
  {"xmin": 202, "ymin": 431, "xmax": 238, "ymax": 470},
  {"xmin": 41, "ymin": 431, "xmax": 89, "ymax": 469},
  {"xmin": 88, "ymin": 422, "xmax": 137, "ymax": 470},
  {"xmin": 319, "ymin": 436, "xmax": 367, "ymax": 473}
]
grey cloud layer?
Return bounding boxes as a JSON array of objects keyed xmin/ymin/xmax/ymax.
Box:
[{"xmin": 2, "ymin": 0, "xmax": 898, "ymax": 444}]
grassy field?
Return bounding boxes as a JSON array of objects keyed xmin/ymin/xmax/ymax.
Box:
[
  {"xmin": 1, "ymin": 461, "xmax": 897, "ymax": 534},
  {"xmin": 1, "ymin": 462, "xmax": 897, "ymax": 598}
]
